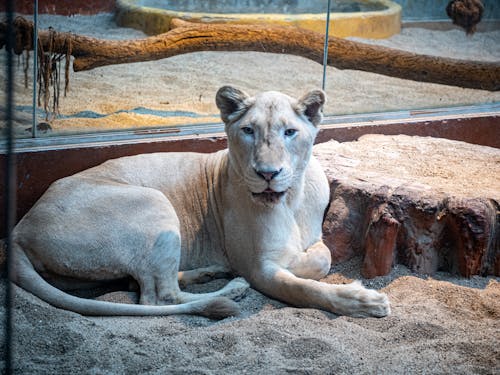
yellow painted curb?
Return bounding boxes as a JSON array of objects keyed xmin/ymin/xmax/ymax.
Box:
[{"xmin": 116, "ymin": 0, "xmax": 401, "ymax": 39}]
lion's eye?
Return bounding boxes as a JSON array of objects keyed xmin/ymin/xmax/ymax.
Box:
[
  {"xmin": 242, "ymin": 127, "xmax": 254, "ymax": 135},
  {"xmin": 284, "ymin": 128, "xmax": 297, "ymax": 137}
]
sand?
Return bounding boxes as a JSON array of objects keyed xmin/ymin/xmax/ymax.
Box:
[
  {"xmin": 1, "ymin": 13, "xmax": 499, "ymax": 375},
  {"xmin": 1, "ymin": 13, "xmax": 499, "ymax": 136},
  {"xmin": 0, "ymin": 254, "xmax": 498, "ymax": 374}
]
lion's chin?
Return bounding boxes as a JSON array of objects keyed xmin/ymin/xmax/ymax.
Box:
[{"xmin": 251, "ymin": 189, "xmax": 287, "ymax": 205}]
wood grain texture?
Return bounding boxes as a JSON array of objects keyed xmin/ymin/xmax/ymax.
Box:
[{"xmin": 2, "ymin": 17, "xmax": 499, "ymax": 90}]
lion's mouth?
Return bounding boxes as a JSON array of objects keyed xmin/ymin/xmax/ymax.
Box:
[{"xmin": 251, "ymin": 188, "xmax": 286, "ymax": 204}]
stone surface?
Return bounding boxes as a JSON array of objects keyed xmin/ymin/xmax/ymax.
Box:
[{"xmin": 314, "ymin": 134, "xmax": 500, "ymax": 278}]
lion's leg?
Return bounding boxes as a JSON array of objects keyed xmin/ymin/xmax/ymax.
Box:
[
  {"xmin": 178, "ymin": 265, "xmax": 232, "ymax": 287},
  {"xmin": 133, "ymin": 230, "xmax": 182, "ymax": 305},
  {"xmin": 140, "ymin": 232, "xmax": 249, "ymax": 305},
  {"xmin": 287, "ymin": 240, "xmax": 332, "ymax": 280},
  {"xmin": 248, "ymin": 261, "xmax": 390, "ymax": 318},
  {"xmin": 175, "ymin": 278, "xmax": 250, "ymax": 303}
]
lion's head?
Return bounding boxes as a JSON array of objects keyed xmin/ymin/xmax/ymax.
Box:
[{"xmin": 216, "ymin": 86, "xmax": 326, "ymax": 206}]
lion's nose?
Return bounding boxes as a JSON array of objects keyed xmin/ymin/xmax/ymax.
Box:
[{"xmin": 255, "ymin": 168, "xmax": 282, "ymax": 181}]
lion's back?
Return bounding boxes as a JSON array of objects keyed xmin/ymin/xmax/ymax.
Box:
[{"xmin": 78, "ymin": 150, "xmax": 226, "ymax": 191}]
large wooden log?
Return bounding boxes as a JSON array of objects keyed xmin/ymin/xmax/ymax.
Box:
[
  {"xmin": 2, "ymin": 17, "xmax": 499, "ymax": 90},
  {"xmin": 313, "ymin": 135, "xmax": 500, "ymax": 278}
]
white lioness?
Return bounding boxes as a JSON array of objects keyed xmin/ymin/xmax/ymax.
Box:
[{"xmin": 11, "ymin": 86, "xmax": 390, "ymax": 319}]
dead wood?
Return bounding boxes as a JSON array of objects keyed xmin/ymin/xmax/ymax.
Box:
[{"xmin": 2, "ymin": 17, "xmax": 499, "ymax": 91}]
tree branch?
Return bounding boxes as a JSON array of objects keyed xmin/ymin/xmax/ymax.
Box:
[{"xmin": 3, "ymin": 17, "xmax": 499, "ymax": 91}]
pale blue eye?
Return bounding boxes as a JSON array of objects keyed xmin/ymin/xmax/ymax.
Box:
[
  {"xmin": 284, "ymin": 128, "xmax": 297, "ymax": 137},
  {"xmin": 242, "ymin": 127, "xmax": 254, "ymax": 135}
]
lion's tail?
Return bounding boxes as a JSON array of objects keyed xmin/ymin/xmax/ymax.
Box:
[{"xmin": 10, "ymin": 244, "xmax": 239, "ymax": 319}]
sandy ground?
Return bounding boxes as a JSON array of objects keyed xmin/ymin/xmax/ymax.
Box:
[
  {"xmin": 1, "ymin": 13, "xmax": 499, "ymax": 136},
  {"xmin": 0, "ymin": 254, "xmax": 498, "ymax": 374}
]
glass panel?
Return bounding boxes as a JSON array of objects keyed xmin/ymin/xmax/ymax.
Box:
[
  {"xmin": 324, "ymin": 0, "xmax": 500, "ymax": 116},
  {"xmin": 1, "ymin": 2, "xmax": 36, "ymax": 139},
  {"xmin": 1, "ymin": 0, "xmax": 499, "ymax": 138},
  {"xmin": 4, "ymin": 1, "xmax": 330, "ymax": 137}
]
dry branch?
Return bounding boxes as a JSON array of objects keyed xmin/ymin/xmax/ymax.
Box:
[{"xmin": 2, "ymin": 17, "xmax": 500, "ymax": 91}]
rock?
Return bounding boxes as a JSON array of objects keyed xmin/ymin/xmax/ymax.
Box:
[{"xmin": 314, "ymin": 134, "xmax": 500, "ymax": 278}]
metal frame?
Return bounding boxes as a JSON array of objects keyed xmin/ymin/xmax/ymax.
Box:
[
  {"xmin": 3, "ymin": 0, "xmax": 15, "ymax": 373},
  {"xmin": 1, "ymin": 102, "xmax": 498, "ymax": 154}
]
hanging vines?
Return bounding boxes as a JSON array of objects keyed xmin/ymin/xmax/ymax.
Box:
[
  {"xmin": 2, "ymin": 17, "xmax": 72, "ymax": 120},
  {"xmin": 36, "ymin": 26, "xmax": 72, "ymax": 119}
]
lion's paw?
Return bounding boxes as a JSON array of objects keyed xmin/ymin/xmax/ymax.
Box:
[
  {"xmin": 220, "ymin": 277, "xmax": 250, "ymax": 301},
  {"xmin": 335, "ymin": 281, "xmax": 391, "ymax": 318}
]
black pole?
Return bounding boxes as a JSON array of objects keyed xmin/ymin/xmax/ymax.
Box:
[
  {"xmin": 322, "ymin": 0, "xmax": 332, "ymax": 91},
  {"xmin": 4, "ymin": 0, "xmax": 17, "ymax": 373}
]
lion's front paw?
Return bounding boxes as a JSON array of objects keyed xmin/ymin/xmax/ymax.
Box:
[{"xmin": 334, "ymin": 281, "xmax": 391, "ymax": 318}]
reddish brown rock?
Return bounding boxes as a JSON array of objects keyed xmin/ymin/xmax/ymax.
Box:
[
  {"xmin": 363, "ymin": 208, "xmax": 400, "ymax": 278},
  {"xmin": 314, "ymin": 134, "xmax": 500, "ymax": 278}
]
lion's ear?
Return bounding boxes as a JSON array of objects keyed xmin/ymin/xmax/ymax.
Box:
[
  {"xmin": 216, "ymin": 86, "xmax": 251, "ymax": 124},
  {"xmin": 296, "ymin": 89, "xmax": 326, "ymax": 126}
]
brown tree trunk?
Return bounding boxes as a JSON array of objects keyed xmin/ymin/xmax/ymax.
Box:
[
  {"xmin": 314, "ymin": 135, "xmax": 500, "ymax": 278},
  {"xmin": 3, "ymin": 17, "xmax": 499, "ymax": 91}
]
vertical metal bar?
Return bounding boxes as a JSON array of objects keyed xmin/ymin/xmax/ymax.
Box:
[
  {"xmin": 4, "ymin": 0, "xmax": 17, "ymax": 373},
  {"xmin": 322, "ymin": 0, "xmax": 332, "ymax": 90},
  {"xmin": 32, "ymin": 0, "xmax": 39, "ymax": 138}
]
